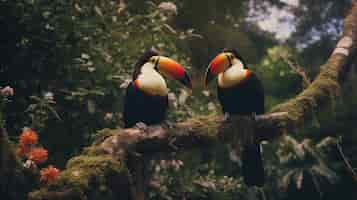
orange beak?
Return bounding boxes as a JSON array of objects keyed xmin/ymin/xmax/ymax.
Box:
[
  {"xmin": 204, "ymin": 53, "xmax": 231, "ymax": 87},
  {"xmin": 155, "ymin": 56, "xmax": 192, "ymax": 89}
]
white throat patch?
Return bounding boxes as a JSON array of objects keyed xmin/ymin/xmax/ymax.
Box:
[
  {"xmin": 218, "ymin": 59, "xmax": 249, "ymax": 88},
  {"xmin": 137, "ymin": 62, "xmax": 168, "ymax": 96}
]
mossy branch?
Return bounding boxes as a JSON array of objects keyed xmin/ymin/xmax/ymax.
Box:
[
  {"xmin": 271, "ymin": 1, "xmax": 357, "ymax": 127},
  {"xmin": 28, "ymin": 1, "xmax": 357, "ymax": 200},
  {"xmin": 28, "ymin": 113, "xmax": 287, "ymax": 200}
]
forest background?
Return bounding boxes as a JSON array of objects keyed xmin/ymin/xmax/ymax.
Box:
[{"xmin": 0, "ymin": 0, "xmax": 356, "ymax": 199}]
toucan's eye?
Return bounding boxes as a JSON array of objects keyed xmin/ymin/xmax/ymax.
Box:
[
  {"xmin": 149, "ymin": 57, "xmax": 159, "ymax": 70},
  {"xmin": 228, "ymin": 54, "xmax": 235, "ymax": 60},
  {"xmin": 225, "ymin": 53, "xmax": 234, "ymax": 66}
]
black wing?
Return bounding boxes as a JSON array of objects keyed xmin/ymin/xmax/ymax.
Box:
[
  {"xmin": 123, "ymin": 82, "xmax": 169, "ymax": 128},
  {"xmin": 217, "ymin": 72, "xmax": 265, "ymax": 115},
  {"xmin": 123, "ymin": 82, "xmax": 139, "ymax": 128},
  {"xmin": 249, "ymin": 73, "xmax": 265, "ymax": 114}
]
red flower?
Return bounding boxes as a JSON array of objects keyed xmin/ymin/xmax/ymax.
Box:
[
  {"xmin": 28, "ymin": 147, "xmax": 48, "ymax": 164},
  {"xmin": 1, "ymin": 86, "xmax": 14, "ymax": 97},
  {"xmin": 40, "ymin": 165, "xmax": 60, "ymax": 184},
  {"xmin": 19, "ymin": 129, "xmax": 38, "ymax": 146},
  {"xmin": 16, "ymin": 144, "xmax": 31, "ymax": 157}
]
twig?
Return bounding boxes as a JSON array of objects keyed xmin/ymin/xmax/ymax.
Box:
[
  {"xmin": 336, "ymin": 137, "xmax": 357, "ymax": 177},
  {"xmin": 259, "ymin": 187, "xmax": 267, "ymax": 200},
  {"xmin": 281, "ymin": 56, "xmax": 311, "ymax": 88},
  {"xmin": 255, "ymin": 112, "xmax": 288, "ymax": 121}
]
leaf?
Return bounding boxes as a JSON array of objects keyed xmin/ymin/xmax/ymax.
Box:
[
  {"xmin": 316, "ymin": 137, "xmax": 337, "ymax": 152},
  {"xmin": 311, "ymin": 164, "xmax": 339, "ymax": 184},
  {"xmin": 117, "ymin": 1, "xmax": 126, "ymax": 14},
  {"xmin": 178, "ymin": 89, "xmax": 189, "ymax": 105},
  {"xmin": 280, "ymin": 170, "xmax": 298, "ymax": 190},
  {"xmin": 202, "ymin": 90, "xmax": 210, "ymax": 97},
  {"xmin": 87, "ymin": 100, "xmax": 96, "ymax": 114},
  {"xmin": 120, "ymin": 79, "xmax": 131, "ymax": 89},
  {"xmin": 207, "ymin": 102, "xmax": 216, "ymax": 111},
  {"xmin": 81, "ymin": 53, "xmax": 90, "ymax": 59},
  {"xmin": 42, "ymin": 11, "xmax": 51, "ymax": 19},
  {"xmin": 94, "ymin": 6, "xmax": 103, "ymax": 17},
  {"xmin": 296, "ymin": 170, "xmax": 303, "ymax": 189},
  {"xmin": 74, "ymin": 3, "xmax": 83, "ymax": 13},
  {"xmin": 279, "ymin": 71, "xmax": 286, "ymax": 77},
  {"xmin": 47, "ymin": 106, "xmax": 62, "ymax": 121},
  {"xmin": 89, "ymin": 90, "xmax": 105, "ymax": 96},
  {"xmin": 163, "ymin": 24, "xmax": 177, "ymax": 34}
]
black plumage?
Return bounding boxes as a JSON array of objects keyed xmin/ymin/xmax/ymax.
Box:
[
  {"xmin": 123, "ymin": 82, "xmax": 168, "ymax": 128},
  {"xmin": 123, "ymin": 50, "xmax": 168, "ymax": 128},
  {"xmin": 217, "ymin": 73, "xmax": 264, "ymax": 115},
  {"xmin": 217, "ymin": 49, "xmax": 265, "ymax": 187}
]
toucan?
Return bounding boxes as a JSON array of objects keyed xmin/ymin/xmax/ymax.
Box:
[
  {"xmin": 204, "ymin": 48, "xmax": 265, "ymax": 187},
  {"xmin": 123, "ymin": 50, "xmax": 192, "ymax": 128}
]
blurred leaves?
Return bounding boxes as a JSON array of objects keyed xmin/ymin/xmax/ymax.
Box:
[
  {"xmin": 26, "ymin": 95, "xmax": 61, "ymax": 131},
  {"xmin": 255, "ymin": 45, "xmax": 303, "ymax": 108},
  {"xmin": 278, "ymin": 136, "xmax": 339, "ymax": 199}
]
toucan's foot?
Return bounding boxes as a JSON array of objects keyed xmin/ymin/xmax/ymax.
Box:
[
  {"xmin": 252, "ymin": 112, "xmax": 257, "ymax": 121},
  {"xmin": 224, "ymin": 113, "xmax": 231, "ymax": 121},
  {"xmin": 246, "ymin": 187, "xmax": 260, "ymax": 200},
  {"xmin": 229, "ymin": 150, "xmax": 242, "ymax": 165},
  {"xmin": 135, "ymin": 122, "xmax": 148, "ymax": 130},
  {"xmin": 227, "ymin": 145, "xmax": 242, "ymax": 165},
  {"xmin": 163, "ymin": 120, "xmax": 175, "ymax": 129}
]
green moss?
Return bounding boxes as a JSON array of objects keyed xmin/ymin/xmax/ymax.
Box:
[
  {"xmin": 92, "ymin": 129, "xmax": 121, "ymax": 145},
  {"xmin": 271, "ymin": 64, "xmax": 340, "ymax": 126},
  {"xmin": 29, "ymin": 154, "xmax": 129, "ymax": 200},
  {"xmin": 82, "ymin": 128, "xmax": 121, "ymax": 156},
  {"xmin": 56, "ymin": 155, "xmax": 127, "ymax": 189},
  {"xmin": 189, "ymin": 115, "xmax": 220, "ymax": 137}
]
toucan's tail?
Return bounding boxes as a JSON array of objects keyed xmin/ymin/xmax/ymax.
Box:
[{"xmin": 242, "ymin": 143, "xmax": 265, "ymax": 187}]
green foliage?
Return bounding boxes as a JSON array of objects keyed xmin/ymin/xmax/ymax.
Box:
[
  {"xmin": 0, "ymin": 0, "xmax": 191, "ymax": 166},
  {"xmin": 277, "ymin": 136, "xmax": 339, "ymax": 198},
  {"xmin": 147, "ymin": 147, "xmax": 246, "ymax": 200},
  {"xmin": 255, "ymin": 46, "xmax": 303, "ymax": 108},
  {"xmin": 0, "ymin": 86, "xmax": 35, "ymax": 200}
]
